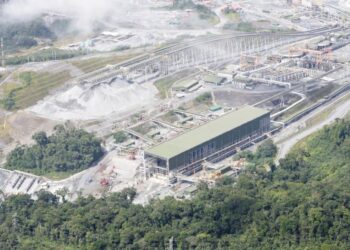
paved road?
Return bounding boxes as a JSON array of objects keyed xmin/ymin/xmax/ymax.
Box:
[{"xmin": 274, "ymin": 93, "xmax": 350, "ymax": 161}]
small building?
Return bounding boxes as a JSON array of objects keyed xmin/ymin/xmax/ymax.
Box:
[
  {"xmin": 121, "ymin": 140, "xmax": 136, "ymax": 148},
  {"xmin": 232, "ymin": 75, "xmax": 251, "ymax": 89},
  {"xmin": 173, "ymin": 79, "xmax": 199, "ymax": 92},
  {"xmin": 147, "ymin": 130, "xmax": 161, "ymax": 138},
  {"xmin": 178, "ymin": 116, "xmax": 194, "ymax": 125},
  {"xmin": 202, "ymin": 74, "xmax": 226, "ymax": 85},
  {"xmin": 317, "ymin": 40, "xmax": 331, "ymax": 50},
  {"xmin": 144, "ymin": 106, "xmax": 270, "ymax": 175},
  {"xmin": 209, "ymin": 105, "xmax": 222, "ymax": 112},
  {"xmin": 218, "ymin": 69, "xmax": 237, "ymax": 81}
]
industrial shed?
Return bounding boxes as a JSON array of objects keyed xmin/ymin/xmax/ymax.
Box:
[
  {"xmin": 202, "ymin": 74, "xmax": 226, "ymax": 85},
  {"xmin": 144, "ymin": 106, "xmax": 270, "ymax": 175}
]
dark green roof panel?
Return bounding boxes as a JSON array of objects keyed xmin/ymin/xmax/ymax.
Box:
[{"xmin": 145, "ymin": 106, "xmax": 269, "ymax": 159}]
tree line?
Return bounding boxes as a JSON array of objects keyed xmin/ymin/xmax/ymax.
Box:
[
  {"xmin": 5, "ymin": 125, "xmax": 104, "ymax": 176},
  {"xmin": 0, "ymin": 120, "xmax": 349, "ymax": 249}
]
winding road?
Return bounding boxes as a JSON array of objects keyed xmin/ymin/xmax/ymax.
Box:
[{"xmin": 274, "ymin": 92, "xmax": 350, "ymax": 161}]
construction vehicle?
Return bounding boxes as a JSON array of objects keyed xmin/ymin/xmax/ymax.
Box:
[
  {"xmin": 129, "ymin": 151, "xmax": 136, "ymax": 160},
  {"xmin": 100, "ymin": 178, "xmax": 110, "ymax": 187}
]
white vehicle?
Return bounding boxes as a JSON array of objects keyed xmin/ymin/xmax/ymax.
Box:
[{"xmin": 176, "ymin": 93, "xmax": 186, "ymax": 99}]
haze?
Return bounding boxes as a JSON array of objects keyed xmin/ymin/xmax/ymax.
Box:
[{"xmin": 0, "ymin": 0, "xmax": 153, "ymax": 32}]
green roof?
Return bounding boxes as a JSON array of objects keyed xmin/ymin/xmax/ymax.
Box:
[
  {"xmin": 145, "ymin": 106, "xmax": 269, "ymax": 160},
  {"xmin": 209, "ymin": 105, "xmax": 222, "ymax": 112},
  {"xmin": 173, "ymin": 79, "xmax": 199, "ymax": 90},
  {"xmin": 202, "ymin": 74, "xmax": 225, "ymax": 84}
]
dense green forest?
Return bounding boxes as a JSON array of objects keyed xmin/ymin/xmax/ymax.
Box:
[
  {"xmin": 0, "ymin": 18, "xmax": 84, "ymax": 65},
  {"xmin": 0, "ymin": 19, "xmax": 55, "ymax": 50},
  {"xmin": 171, "ymin": 0, "xmax": 217, "ymax": 21},
  {"xmin": 5, "ymin": 125, "xmax": 103, "ymax": 176},
  {"xmin": 0, "ymin": 120, "xmax": 349, "ymax": 249}
]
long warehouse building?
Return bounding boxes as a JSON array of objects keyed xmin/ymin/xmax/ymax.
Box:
[{"xmin": 144, "ymin": 106, "xmax": 270, "ymax": 175}]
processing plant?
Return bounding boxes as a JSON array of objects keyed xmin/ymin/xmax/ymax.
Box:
[{"xmin": 144, "ymin": 106, "xmax": 270, "ymax": 176}]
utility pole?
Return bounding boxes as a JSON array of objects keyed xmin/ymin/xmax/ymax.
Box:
[{"xmin": 0, "ymin": 37, "xmax": 5, "ymax": 67}]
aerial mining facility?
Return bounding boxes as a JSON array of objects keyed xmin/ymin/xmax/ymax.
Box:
[
  {"xmin": 1, "ymin": 0, "xmax": 350, "ymax": 203},
  {"xmin": 144, "ymin": 106, "xmax": 270, "ymax": 177}
]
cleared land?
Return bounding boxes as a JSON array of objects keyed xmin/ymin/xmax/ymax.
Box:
[
  {"xmin": 179, "ymin": 92, "xmax": 213, "ymax": 113},
  {"xmin": 225, "ymin": 12, "xmax": 241, "ymax": 22},
  {"xmin": 1, "ymin": 70, "xmax": 71, "ymax": 110},
  {"xmin": 154, "ymin": 69, "xmax": 196, "ymax": 99},
  {"xmin": 71, "ymin": 54, "xmax": 138, "ymax": 73}
]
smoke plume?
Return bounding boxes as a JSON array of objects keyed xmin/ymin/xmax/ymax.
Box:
[{"xmin": 0, "ymin": 0, "xmax": 154, "ymax": 33}]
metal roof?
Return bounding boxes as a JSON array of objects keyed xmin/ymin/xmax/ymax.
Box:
[
  {"xmin": 145, "ymin": 106, "xmax": 269, "ymax": 160},
  {"xmin": 173, "ymin": 79, "xmax": 199, "ymax": 90},
  {"xmin": 202, "ymin": 74, "xmax": 226, "ymax": 84}
]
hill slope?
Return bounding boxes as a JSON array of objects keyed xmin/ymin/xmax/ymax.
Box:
[{"xmin": 0, "ymin": 120, "xmax": 349, "ymax": 249}]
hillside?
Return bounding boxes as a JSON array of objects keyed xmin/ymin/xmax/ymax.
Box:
[{"xmin": 0, "ymin": 120, "xmax": 349, "ymax": 249}]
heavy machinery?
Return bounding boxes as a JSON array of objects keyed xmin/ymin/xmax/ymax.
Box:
[{"xmin": 100, "ymin": 178, "xmax": 110, "ymax": 187}]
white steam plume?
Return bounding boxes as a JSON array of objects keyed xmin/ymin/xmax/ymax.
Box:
[{"xmin": 0, "ymin": 0, "xmax": 156, "ymax": 33}]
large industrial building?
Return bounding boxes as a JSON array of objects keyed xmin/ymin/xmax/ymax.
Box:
[{"xmin": 144, "ymin": 106, "xmax": 270, "ymax": 175}]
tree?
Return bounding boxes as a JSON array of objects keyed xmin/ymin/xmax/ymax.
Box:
[
  {"xmin": 256, "ymin": 139, "xmax": 277, "ymax": 159},
  {"xmin": 113, "ymin": 131, "xmax": 128, "ymax": 144},
  {"xmin": 0, "ymin": 120, "xmax": 350, "ymax": 249},
  {"xmin": 2, "ymin": 91, "xmax": 16, "ymax": 110},
  {"xmin": 32, "ymin": 132, "xmax": 48, "ymax": 146},
  {"xmin": 5, "ymin": 126, "xmax": 103, "ymax": 175}
]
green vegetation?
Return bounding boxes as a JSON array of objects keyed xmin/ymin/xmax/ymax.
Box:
[
  {"xmin": 179, "ymin": 92, "xmax": 213, "ymax": 113},
  {"xmin": 235, "ymin": 22, "xmax": 256, "ymax": 32},
  {"xmin": 1, "ymin": 70, "xmax": 71, "ymax": 110},
  {"xmin": 171, "ymin": 0, "xmax": 218, "ymax": 21},
  {"xmin": 113, "ymin": 45, "xmax": 131, "ymax": 52},
  {"xmin": 132, "ymin": 122, "xmax": 156, "ymax": 136},
  {"xmin": 225, "ymin": 12, "xmax": 241, "ymax": 22},
  {"xmin": 2, "ymin": 91, "xmax": 16, "ymax": 110},
  {"xmin": 195, "ymin": 92, "xmax": 212, "ymax": 104},
  {"xmin": 304, "ymin": 93, "xmax": 350, "ymax": 129},
  {"xmin": 0, "ymin": 120, "xmax": 350, "ymax": 249},
  {"xmin": 71, "ymin": 54, "xmax": 137, "ymax": 73},
  {"xmin": 6, "ymin": 48, "xmax": 85, "ymax": 65},
  {"xmin": 0, "ymin": 73, "xmax": 5, "ymax": 81},
  {"xmin": 154, "ymin": 77, "xmax": 175, "ymax": 99},
  {"xmin": 113, "ymin": 131, "xmax": 128, "ymax": 144},
  {"xmin": 346, "ymin": 110, "xmax": 350, "ymax": 120},
  {"xmin": 154, "ymin": 70, "xmax": 195, "ymax": 99},
  {"xmin": 0, "ymin": 19, "xmax": 55, "ymax": 51},
  {"xmin": 222, "ymin": 7, "xmax": 241, "ymax": 23},
  {"xmin": 5, "ymin": 125, "xmax": 103, "ymax": 176},
  {"xmin": 161, "ymin": 111, "xmax": 179, "ymax": 123},
  {"xmin": 278, "ymin": 83, "xmax": 338, "ymax": 122},
  {"xmin": 224, "ymin": 21, "xmax": 256, "ymax": 32}
]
